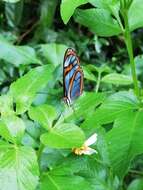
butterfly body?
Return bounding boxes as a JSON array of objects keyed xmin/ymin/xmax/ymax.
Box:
[{"xmin": 63, "ymin": 48, "xmax": 83, "ymax": 105}]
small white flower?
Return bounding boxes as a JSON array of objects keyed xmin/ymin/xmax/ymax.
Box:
[{"xmin": 73, "ymin": 133, "xmax": 98, "ymax": 155}]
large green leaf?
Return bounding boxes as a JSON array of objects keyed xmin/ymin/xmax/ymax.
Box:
[
  {"xmin": 127, "ymin": 179, "xmax": 143, "ymax": 190},
  {"xmin": 60, "ymin": 92, "xmax": 105, "ymax": 123},
  {"xmin": 101, "ymin": 73, "xmax": 133, "ymax": 85},
  {"xmin": 82, "ymin": 91, "xmax": 139, "ymax": 128},
  {"xmin": 88, "ymin": 64, "xmax": 111, "ymax": 74},
  {"xmin": 22, "ymin": 120, "xmax": 40, "ymax": 148},
  {"xmin": 60, "ymin": 0, "xmax": 88, "ymax": 24},
  {"xmin": 89, "ymin": 0, "xmax": 120, "ymax": 28},
  {"xmin": 0, "ymin": 69, "xmax": 7, "ymax": 85},
  {"xmin": 89, "ymin": 0, "xmax": 119, "ymax": 9},
  {"xmin": 41, "ymin": 123, "xmax": 85, "ymax": 148},
  {"xmin": 5, "ymin": 0, "xmax": 23, "ymax": 28},
  {"xmin": 0, "ymin": 115, "xmax": 25, "ymax": 143},
  {"xmin": 39, "ymin": 0, "xmax": 58, "ymax": 28},
  {"xmin": 0, "ymin": 141, "xmax": 39, "ymax": 190},
  {"xmin": 92, "ymin": 91, "xmax": 139, "ymax": 125},
  {"xmin": 74, "ymin": 8, "xmax": 122, "ymax": 37},
  {"xmin": 41, "ymin": 174, "xmax": 91, "ymax": 190},
  {"xmin": 41, "ymin": 156, "xmax": 119, "ymax": 190},
  {"xmin": 82, "ymin": 66, "xmax": 96, "ymax": 82},
  {"xmin": 28, "ymin": 104, "xmax": 57, "ymax": 130},
  {"xmin": 0, "ymin": 35, "xmax": 40, "ymax": 66},
  {"xmin": 129, "ymin": 0, "xmax": 143, "ymax": 31},
  {"xmin": 2, "ymin": 0, "xmax": 20, "ymax": 2},
  {"xmin": 74, "ymin": 92, "xmax": 105, "ymax": 117},
  {"xmin": 10, "ymin": 65, "xmax": 54, "ymax": 114},
  {"xmin": 0, "ymin": 95, "xmax": 13, "ymax": 116},
  {"xmin": 106, "ymin": 110, "xmax": 143, "ymax": 178},
  {"xmin": 38, "ymin": 43, "xmax": 67, "ymax": 67}
]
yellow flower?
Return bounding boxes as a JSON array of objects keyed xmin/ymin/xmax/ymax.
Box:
[{"xmin": 73, "ymin": 133, "xmax": 98, "ymax": 155}]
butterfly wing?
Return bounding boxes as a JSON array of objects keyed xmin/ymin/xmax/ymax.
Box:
[
  {"xmin": 70, "ymin": 68, "xmax": 83, "ymax": 100},
  {"xmin": 63, "ymin": 48, "xmax": 83, "ymax": 105}
]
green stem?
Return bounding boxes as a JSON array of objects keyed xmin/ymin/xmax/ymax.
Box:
[
  {"xmin": 37, "ymin": 143, "xmax": 44, "ymax": 167},
  {"xmin": 115, "ymin": 11, "xmax": 124, "ymax": 32},
  {"xmin": 123, "ymin": 9, "xmax": 140, "ymax": 99},
  {"xmin": 129, "ymin": 169, "xmax": 143, "ymax": 176},
  {"xmin": 95, "ymin": 72, "xmax": 101, "ymax": 93}
]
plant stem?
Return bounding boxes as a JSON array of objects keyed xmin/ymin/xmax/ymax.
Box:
[
  {"xmin": 37, "ymin": 143, "xmax": 44, "ymax": 167},
  {"xmin": 129, "ymin": 169, "xmax": 143, "ymax": 176},
  {"xmin": 123, "ymin": 10, "xmax": 140, "ymax": 99},
  {"xmin": 95, "ymin": 72, "xmax": 101, "ymax": 93}
]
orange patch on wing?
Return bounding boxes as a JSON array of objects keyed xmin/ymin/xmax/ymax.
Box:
[{"xmin": 64, "ymin": 64, "xmax": 73, "ymax": 76}]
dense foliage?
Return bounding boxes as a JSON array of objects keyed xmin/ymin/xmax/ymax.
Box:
[{"xmin": 0, "ymin": 0, "xmax": 143, "ymax": 189}]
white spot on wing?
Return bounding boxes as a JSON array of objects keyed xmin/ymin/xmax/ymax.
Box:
[{"xmin": 64, "ymin": 58, "xmax": 70, "ymax": 67}]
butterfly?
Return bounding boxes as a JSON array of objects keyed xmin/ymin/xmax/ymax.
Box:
[{"xmin": 63, "ymin": 48, "xmax": 84, "ymax": 105}]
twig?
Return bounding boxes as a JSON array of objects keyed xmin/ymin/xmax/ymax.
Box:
[{"xmin": 16, "ymin": 21, "xmax": 38, "ymax": 45}]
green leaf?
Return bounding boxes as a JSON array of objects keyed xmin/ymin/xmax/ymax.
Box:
[
  {"xmin": 129, "ymin": 0, "xmax": 143, "ymax": 31},
  {"xmin": 127, "ymin": 179, "xmax": 143, "ymax": 190},
  {"xmin": 38, "ymin": 43, "xmax": 67, "ymax": 67},
  {"xmin": 0, "ymin": 95, "xmax": 13, "ymax": 116},
  {"xmin": 28, "ymin": 104, "xmax": 57, "ymax": 130},
  {"xmin": 83, "ymin": 91, "xmax": 139, "ymax": 126},
  {"xmin": 89, "ymin": 0, "xmax": 107, "ymax": 8},
  {"xmin": 134, "ymin": 55, "xmax": 143, "ymax": 75},
  {"xmin": 95, "ymin": 91, "xmax": 139, "ymax": 124},
  {"xmin": 60, "ymin": 0, "xmax": 88, "ymax": 24},
  {"xmin": 22, "ymin": 120, "xmax": 40, "ymax": 148},
  {"xmin": 88, "ymin": 64, "xmax": 111, "ymax": 74},
  {"xmin": 83, "ymin": 66, "xmax": 96, "ymax": 82},
  {"xmin": 39, "ymin": 0, "xmax": 58, "ymax": 28},
  {"xmin": 41, "ymin": 156, "xmax": 119, "ymax": 190},
  {"xmin": 41, "ymin": 174, "xmax": 91, "ymax": 190},
  {"xmin": 5, "ymin": 0, "xmax": 23, "ymax": 28},
  {"xmin": 41, "ymin": 157, "xmax": 92, "ymax": 190},
  {"xmin": 0, "ymin": 35, "xmax": 40, "ymax": 66},
  {"xmin": 0, "ymin": 69, "xmax": 7, "ymax": 85},
  {"xmin": 60, "ymin": 92, "xmax": 106, "ymax": 124},
  {"xmin": 0, "ymin": 141, "xmax": 39, "ymax": 190},
  {"xmin": 74, "ymin": 92, "xmax": 105, "ymax": 118},
  {"xmin": 41, "ymin": 123, "xmax": 85, "ymax": 148},
  {"xmin": 89, "ymin": 0, "xmax": 119, "ymax": 8},
  {"xmin": 89, "ymin": 0, "xmax": 121, "ymax": 28},
  {"xmin": 106, "ymin": 110, "xmax": 143, "ymax": 178},
  {"xmin": 74, "ymin": 8, "xmax": 122, "ymax": 37},
  {"xmin": 0, "ymin": 115, "xmax": 25, "ymax": 143},
  {"xmin": 41, "ymin": 148, "xmax": 65, "ymax": 169},
  {"xmin": 101, "ymin": 73, "xmax": 133, "ymax": 85},
  {"xmin": 10, "ymin": 65, "xmax": 54, "ymax": 114},
  {"xmin": 2, "ymin": 0, "xmax": 20, "ymax": 2}
]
